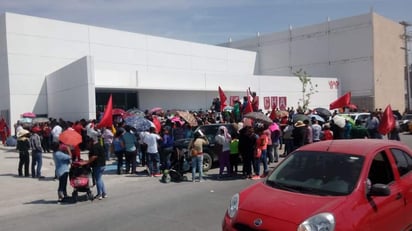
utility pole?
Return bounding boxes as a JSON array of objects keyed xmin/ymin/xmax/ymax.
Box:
[{"xmin": 400, "ymin": 21, "xmax": 412, "ymax": 112}]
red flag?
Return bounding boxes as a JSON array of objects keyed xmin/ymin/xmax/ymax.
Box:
[
  {"xmin": 378, "ymin": 105, "xmax": 396, "ymax": 135},
  {"xmin": 218, "ymin": 86, "xmax": 227, "ymax": 111},
  {"xmin": 152, "ymin": 115, "xmax": 161, "ymax": 133},
  {"xmin": 329, "ymin": 92, "xmax": 351, "ymax": 110},
  {"xmin": 97, "ymin": 94, "xmax": 113, "ymax": 128},
  {"xmin": 243, "ymin": 89, "xmax": 254, "ymax": 114}
]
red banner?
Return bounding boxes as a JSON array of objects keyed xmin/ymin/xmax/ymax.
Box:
[
  {"xmin": 279, "ymin": 97, "xmax": 287, "ymax": 110},
  {"xmin": 264, "ymin": 97, "xmax": 270, "ymax": 110},
  {"xmin": 271, "ymin": 96, "xmax": 278, "ymax": 109}
]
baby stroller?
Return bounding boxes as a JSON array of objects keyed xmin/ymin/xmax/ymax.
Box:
[
  {"xmin": 168, "ymin": 147, "xmax": 191, "ymax": 182},
  {"xmin": 69, "ymin": 161, "xmax": 94, "ymax": 202}
]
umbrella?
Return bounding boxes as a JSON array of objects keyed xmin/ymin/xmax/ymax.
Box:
[
  {"xmin": 332, "ymin": 115, "xmax": 346, "ymax": 128},
  {"xmin": 292, "ymin": 114, "xmax": 310, "ymax": 123},
  {"xmin": 59, "ymin": 129, "xmax": 82, "ymax": 146},
  {"xmin": 309, "ymin": 114, "xmax": 325, "ymax": 123},
  {"xmin": 22, "ymin": 112, "xmax": 36, "ymax": 118},
  {"xmin": 112, "ymin": 108, "xmax": 127, "ymax": 116},
  {"xmin": 32, "ymin": 117, "xmax": 49, "ymax": 124},
  {"xmin": 276, "ymin": 110, "xmax": 289, "ymax": 118},
  {"xmin": 126, "ymin": 108, "xmax": 145, "ymax": 117},
  {"xmin": 149, "ymin": 107, "xmax": 163, "ymax": 115},
  {"xmin": 171, "ymin": 116, "xmax": 185, "ymax": 126},
  {"xmin": 243, "ymin": 112, "xmax": 273, "ymax": 125},
  {"xmin": 177, "ymin": 111, "xmax": 198, "ymax": 127},
  {"xmin": 313, "ymin": 108, "xmax": 332, "ymax": 118},
  {"xmin": 124, "ymin": 115, "xmax": 155, "ymax": 132}
]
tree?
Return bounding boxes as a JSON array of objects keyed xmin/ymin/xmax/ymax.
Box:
[{"xmin": 294, "ymin": 69, "xmax": 318, "ymax": 111}]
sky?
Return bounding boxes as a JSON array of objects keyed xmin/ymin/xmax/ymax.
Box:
[{"xmin": 0, "ymin": 0, "xmax": 411, "ymax": 45}]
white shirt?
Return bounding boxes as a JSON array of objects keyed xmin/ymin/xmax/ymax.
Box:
[
  {"xmin": 143, "ymin": 133, "xmax": 161, "ymax": 153},
  {"xmin": 51, "ymin": 125, "xmax": 62, "ymax": 143}
]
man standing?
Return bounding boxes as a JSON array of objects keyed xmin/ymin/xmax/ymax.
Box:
[
  {"xmin": 30, "ymin": 126, "xmax": 44, "ymax": 178},
  {"xmin": 311, "ymin": 118, "xmax": 322, "ymax": 142},
  {"xmin": 84, "ymin": 135, "xmax": 107, "ymax": 200},
  {"xmin": 143, "ymin": 127, "xmax": 162, "ymax": 177}
]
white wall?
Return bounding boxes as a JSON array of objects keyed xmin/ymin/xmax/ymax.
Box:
[
  {"xmin": 225, "ymin": 13, "xmax": 375, "ymax": 99},
  {"xmin": 46, "ymin": 56, "xmax": 95, "ymax": 121}
]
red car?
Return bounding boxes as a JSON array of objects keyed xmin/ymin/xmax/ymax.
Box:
[{"xmin": 222, "ymin": 139, "xmax": 412, "ymax": 231}]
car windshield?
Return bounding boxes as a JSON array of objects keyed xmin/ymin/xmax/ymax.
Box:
[{"xmin": 266, "ymin": 151, "xmax": 364, "ymax": 196}]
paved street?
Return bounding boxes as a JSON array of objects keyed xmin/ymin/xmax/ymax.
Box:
[{"xmin": 1, "ymin": 133, "xmax": 412, "ymax": 231}]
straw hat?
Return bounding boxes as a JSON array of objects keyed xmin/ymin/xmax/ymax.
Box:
[
  {"xmin": 17, "ymin": 129, "xmax": 30, "ymax": 138},
  {"xmin": 294, "ymin": 120, "xmax": 306, "ymax": 128}
]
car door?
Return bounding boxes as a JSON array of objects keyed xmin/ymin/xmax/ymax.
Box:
[
  {"xmin": 363, "ymin": 150, "xmax": 406, "ymax": 231},
  {"xmin": 389, "ymin": 148, "xmax": 412, "ymax": 229}
]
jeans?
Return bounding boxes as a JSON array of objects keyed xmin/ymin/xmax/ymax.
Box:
[
  {"xmin": 31, "ymin": 150, "xmax": 42, "ymax": 178},
  {"xmin": 58, "ymin": 172, "xmax": 69, "ymax": 198},
  {"xmin": 267, "ymin": 144, "xmax": 274, "ymax": 162},
  {"xmin": 92, "ymin": 166, "xmax": 106, "ymax": 196},
  {"xmin": 148, "ymin": 152, "xmax": 160, "ymax": 175},
  {"xmin": 254, "ymin": 149, "xmax": 268, "ymax": 176},
  {"xmin": 104, "ymin": 143, "xmax": 112, "ymax": 161},
  {"xmin": 192, "ymin": 154, "xmax": 203, "ymax": 181},
  {"xmin": 273, "ymin": 143, "xmax": 279, "ymax": 162}
]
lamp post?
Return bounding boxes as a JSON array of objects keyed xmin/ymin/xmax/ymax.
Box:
[{"xmin": 400, "ymin": 21, "xmax": 411, "ymax": 112}]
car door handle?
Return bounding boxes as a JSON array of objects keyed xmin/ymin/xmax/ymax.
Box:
[{"xmin": 396, "ymin": 193, "xmax": 403, "ymax": 200}]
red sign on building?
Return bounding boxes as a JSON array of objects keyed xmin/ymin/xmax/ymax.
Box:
[
  {"xmin": 271, "ymin": 96, "xmax": 278, "ymax": 109},
  {"xmin": 264, "ymin": 97, "xmax": 270, "ymax": 110},
  {"xmin": 279, "ymin": 97, "xmax": 287, "ymax": 110}
]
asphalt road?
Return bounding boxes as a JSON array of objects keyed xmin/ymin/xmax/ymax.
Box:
[{"xmin": 1, "ymin": 133, "xmax": 412, "ymax": 231}]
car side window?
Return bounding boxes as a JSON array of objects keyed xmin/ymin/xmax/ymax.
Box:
[
  {"xmin": 368, "ymin": 151, "xmax": 394, "ymax": 185},
  {"xmin": 390, "ymin": 148, "xmax": 412, "ymax": 177}
]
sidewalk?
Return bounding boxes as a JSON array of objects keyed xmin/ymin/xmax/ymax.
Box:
[{"xmin": 0, "ymin": 144, "xmax": 151, "ymax": 217}]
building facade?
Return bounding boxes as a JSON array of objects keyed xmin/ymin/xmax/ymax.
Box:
[
  {"xmin": 223, "ymin": 12, "xmax": 406, "ymax": 113},
  {"xmin": 0, "ymin": 12, "xmax": 337, "ymax": 130}
]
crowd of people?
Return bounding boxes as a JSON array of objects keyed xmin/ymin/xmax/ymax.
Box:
[{"xmin": 2, "ymin": 95, "xmax": 404, "ymax": 202}]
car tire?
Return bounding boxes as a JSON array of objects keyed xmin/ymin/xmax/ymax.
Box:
[{"xmin": 202, "ymin": 153, "xmax": 212, "ymax": 171}]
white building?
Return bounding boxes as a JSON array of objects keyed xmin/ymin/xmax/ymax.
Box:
[
  {"xmin": 223, "ymin": 12, "xmax": 407, "ymax": 113},
  {"xmin": 0, "ymin": 12, "xmax": 337, "ymax": 130}
]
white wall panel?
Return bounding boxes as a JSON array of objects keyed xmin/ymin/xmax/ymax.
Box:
[
  {"xmin": 90, "ymin": 43, "xmax": 141, "ymax": 64},
  {"xmin": 95, "ymin": 70, "xmax": 137, "ymax": 88},
  {"xmin": 147, "ymin": 50, "xmax": 191, "ymax": 70},
  {"xmin": 147, "ymin": 35, "xmax": 193, "ymax": 55},
  {"xmin": 47, "ymin": 56, "xmax": 95, "ymax": 121},
  {"xmin": 89, "ymin": 26, "xmax": 147, "ymax": 50},
  {"xmin": 7, "ymin": 34, "xmax": 89, "ymax": 58},
  {"xmin": 6, "ymin": 13, "xmax": 89, "ymax": 42}
]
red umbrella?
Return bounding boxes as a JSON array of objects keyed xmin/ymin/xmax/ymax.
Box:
[
  {"xmin": 59, "ymin": 129, "xmax": 82, "ymax": 146},
  {"xmin": 149, "ymin": 107, "xmax": 163, "ymax": 115},
  {"xmin": 112, "ymin": 108, "xmax": 127, "ymax": 116},
  {"xmin": 22, "ymin": 112, "xmax": 36, "ymax": 118}
]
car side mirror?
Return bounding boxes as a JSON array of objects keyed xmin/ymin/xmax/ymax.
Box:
[{"xmin": 367, "ymin": 183, "xmax": 391, "ymax": 197}]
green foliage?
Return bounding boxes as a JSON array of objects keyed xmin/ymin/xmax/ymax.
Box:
[{"xmin": 294, "ymin": 69, "xmax": 318, "ymax": 111}]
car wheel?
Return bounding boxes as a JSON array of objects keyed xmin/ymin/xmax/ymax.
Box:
[{"xmin": 202, "ymin": 153, "xmax": 212, "ymax": 171}]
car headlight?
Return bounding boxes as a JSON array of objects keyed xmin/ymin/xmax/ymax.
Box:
[
  {"xmin": 227, "ymin": 193, "xmax": 239, "ymax": 218},
  {"xmin": 297, "ymin": 213, "xmax": 335, "ymax": 231}
]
